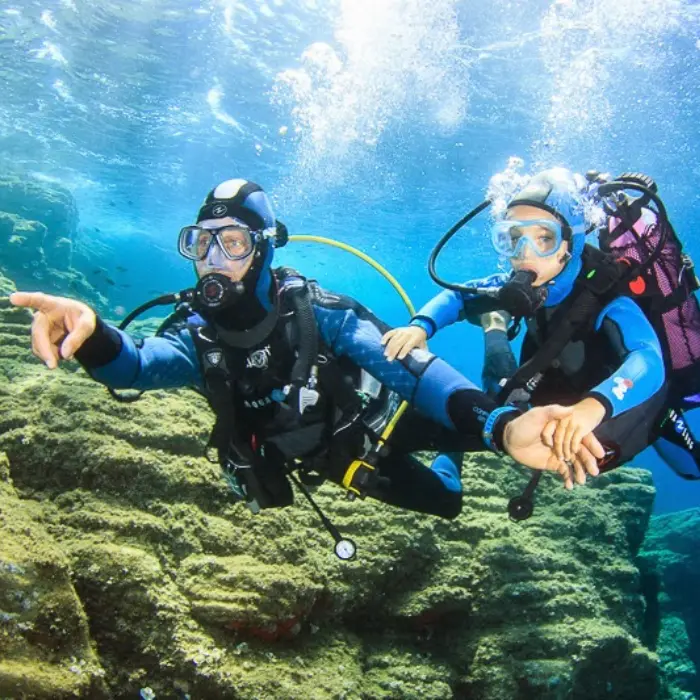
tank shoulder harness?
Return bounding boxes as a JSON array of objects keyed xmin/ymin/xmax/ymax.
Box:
[
  {"xmin": 186, "ymin": 266, "xmax": 327, "ymax": 433},
  {"xmin": 498, "ymin": 245, "xmax": 627, "ymax": 404},
  {"xmin": 184, "ymin": 267, "xmax": 398, "ymax": 509}
]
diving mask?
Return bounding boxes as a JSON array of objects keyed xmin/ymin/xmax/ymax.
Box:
[
  {"xmin": 178, "ymin": 220, "xmax": 275, "ymax": 261},
  {"xmin": 492, "ymin": 219, "xmax": 565, "ymax": 259}
]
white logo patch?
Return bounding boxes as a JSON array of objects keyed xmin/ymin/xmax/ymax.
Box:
[
  {"xmin": 205, "ymin": 350, "xmax": 223, "ymax": 367},
  {"xmin": 612, "ymin": 376, "xmax": 633, "ymax": 401},
  {"xmin": 211, "ymin": 203, "xmax": 228, "ymax": 217},
  {"xmin": 246, "ymin": 345, "xmax": 271, "ymax": 370}
]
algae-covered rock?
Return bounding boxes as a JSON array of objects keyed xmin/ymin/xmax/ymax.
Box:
[
  {"xmin": 0, "ymin": 271, "xmax": 16, "ymax": 297},
  {"xmin": 639, "ymin": 509, "xmax": 700, "ymax": 698},
  {"xmin": 0, "ymin": 292, "xmax": 668, "ymax": 698},
  {"xmin": 0, "ymin": 453, "xmax": 107, "ymax": 698}
]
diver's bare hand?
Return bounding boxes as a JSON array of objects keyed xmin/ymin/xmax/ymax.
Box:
[
  {"xmin": 552, "ymin": 438, "xmax": 604, "ymax": 490},
  {"xmin": 503, "ymin": 405, "xmax": 574, "ymax": 473},
  {"xmin": 541, "ymin": 397, "xmax": 607, "ymax": 461},
  {"xmin": 503, "ymin": 404, "xmax": 603, "ymax": 489},
  {"xmin": 382, "ymin": 326, "xmax": 428, "ymax": 361},
  {"xmin": 9, "ymin": 292, "xmax": 96, "ymax": 369}
]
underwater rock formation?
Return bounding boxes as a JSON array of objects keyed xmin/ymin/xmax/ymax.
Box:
[
  {"xmin": 0, "ymin": 176, "xmax": 107, "ymax": 311},
  {"xmin": 0, "ymin": 177, "xmax": 78, "ymax": 239},
  {"xmin": 640, "ymin": 508, "xmax": 700, "ymax": 699},
  {"xmin": 0, "ymin": 295, "xmax": 669, "ymax": 699},
  {"xmin": 0, "ymin": 453, "xmax": 107, "ymax": 699}
]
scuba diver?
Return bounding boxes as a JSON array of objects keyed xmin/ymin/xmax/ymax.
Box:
[
  {"xmin": 383, "ymin": 167, "xmax": 700, "ymax": 497},
  {"xmin": 9, "ymin": 178, "xmax": 602, "ymax": 558}
]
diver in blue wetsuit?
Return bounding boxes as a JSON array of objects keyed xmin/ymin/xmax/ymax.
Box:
[
  {"xmin": 10, "ymin": 178, "xmax": 601, "ymax": 540},
  {"xmin": 384, "ymin": 167, "xmax": 668, "ymax": 475}
]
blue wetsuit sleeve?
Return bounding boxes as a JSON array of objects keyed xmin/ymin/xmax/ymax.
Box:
[
  {"xmin": 85, "ymin": 325, "xmax": 203, "ymax": 391},
  {"xmin": 312, "ymin": 292, "xmax": 485, "ymax": 431},
  {"xmin": 410, "ymin": 273, "xmax": 510, "ymax": 337},
  {"xmin": 585, "ymin": 296, "xmax": 665, "ymax": 418},
  {"xmin": 411, "ymin": 290, "xmax": 464, "ymax": 338}
]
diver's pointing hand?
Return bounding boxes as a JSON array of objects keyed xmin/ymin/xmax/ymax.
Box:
[
  {"xmin": 10, "ymin": 292, "xmax": 96, "ymax": 369},
  {"xmin": 382, "ymin": 326, "xmax": 428, "ymax": 361}
]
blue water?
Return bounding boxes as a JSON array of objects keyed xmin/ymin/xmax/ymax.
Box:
[{"xmin": 3, "ymin": 0, "xmax": 700, "ymax": 513}]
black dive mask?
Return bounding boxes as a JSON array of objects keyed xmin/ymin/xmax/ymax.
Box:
[
  {"xmin": 498, "ymin": 269, "xmax": 548, "ymax": 317},
  {"xmin": 194, "ymin": 272, "xmax": 245, "ymax": 312}
]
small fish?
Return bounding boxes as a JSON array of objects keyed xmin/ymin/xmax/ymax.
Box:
[
  {"xmin": 127, "ymin": 200, "xmax": 134, "ymax": 206},
  {"xmin": 119, "ymin": 283, "xmax": 131, "ymax": 288},
  {"xmin": 94, "ymin": 226, "xmax": 101, "ymax": 233},
  {"xmin": 92, "ymin": 268, "xmax": 103, "ymax": 275},
  {"xmin": 105, "ymin": 277, "xmax": 116, "ymax": 286},
  {"xmin": 116, "ymin": 265, "xmax": 127, "ymax": 273},
  {"xmin": 108, "ymin": 200, "xmax": 116, "ymax": 207}
]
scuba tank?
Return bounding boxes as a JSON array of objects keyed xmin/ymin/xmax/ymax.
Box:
[{"xmin": 595, "ymin": 172, "xmax": 700, "ymax": 386}]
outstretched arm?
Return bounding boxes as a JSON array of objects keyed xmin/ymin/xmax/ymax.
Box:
[
  {"xmin": 410, "ymin": 272, "xmax": 511, "ymax": 338},
  {"xmin": 312, "ymin": 286, "xmax": 602, "ymax": 477},
  {"xmin": 10, "ymin": 291, "xmax": 201, "ymax": 391},
  {"xmin": 74, "ymin": 319, "xmax": 201, "ymax": 391}
]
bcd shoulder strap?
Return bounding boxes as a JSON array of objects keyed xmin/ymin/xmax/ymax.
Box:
[{"xmin": 497, "ymin": 245, "xmax": 628, "ymax": 403}]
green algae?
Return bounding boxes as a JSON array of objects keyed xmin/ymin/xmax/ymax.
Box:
[
  {"xmin": 0, "ymin": 291, "xmax": 676, "ymax": 698},
  {"xmin": 0, "ymin": 454, "xmax": 107, "ymax": 698}
]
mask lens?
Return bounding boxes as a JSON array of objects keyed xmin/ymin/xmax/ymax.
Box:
[
  {"xmin": 178, "ymin": 226, "xmax": 211, "ymax": 260},
  {"xmin": 218, "ymin": 225, "xmax": 254, "ymax": 260},
  {"xmin": 178, "ymin": 224, "xmax": 255, "ymax": 261},
  {"xmin": 492, "ymin": 219, "xmax": 562, "ymax": 258}
]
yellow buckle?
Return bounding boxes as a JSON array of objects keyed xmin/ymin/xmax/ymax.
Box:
[{"xmin": 342, "ymin": 459, "xmax": 375, "ymax": 496}]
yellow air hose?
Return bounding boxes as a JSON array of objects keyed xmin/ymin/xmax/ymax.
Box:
[
  {"xmin": 289, "ymin": 235, "xmax": 415, "ymax": 494},
  {"xmin": 289, "ymin": 235, "xmax": 415, "ymax": 316}
]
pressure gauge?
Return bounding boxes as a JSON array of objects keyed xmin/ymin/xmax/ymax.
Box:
[{"xmin": 334, "ymin": 538, "xmax": 357, "ymax": 561}]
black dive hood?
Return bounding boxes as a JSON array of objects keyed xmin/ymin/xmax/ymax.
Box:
[{"xmin": 428, "ymin": 199, "xmax": 548, "ymax": 317}]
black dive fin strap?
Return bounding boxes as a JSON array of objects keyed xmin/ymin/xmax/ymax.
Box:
[
  {"xmin": 653, "ymin": 404, "xmax": 700, "ymax": 481},
  {"xmin": 497, "ymin": 287, "xmax": 603, "ymax": 403}
]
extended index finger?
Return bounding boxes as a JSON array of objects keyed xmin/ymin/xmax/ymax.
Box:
[{"xmin": 9, "ymin": 292, "xmax": 56, "ymax": 313}]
